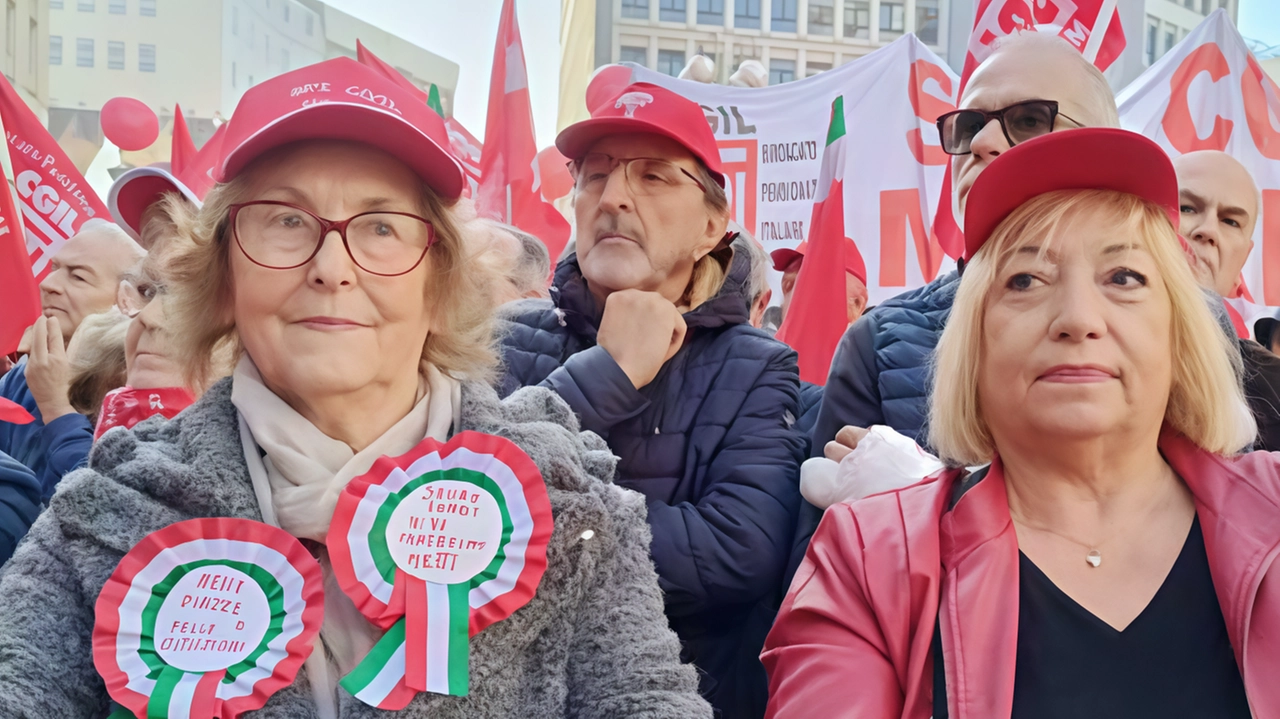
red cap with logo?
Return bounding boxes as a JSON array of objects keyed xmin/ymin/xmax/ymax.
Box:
[
  {"xmin": 769, "ymin": 239, "xmax": 868, "ymax": 285},
  {"xmin": 216, "ymin": 56, "xmax": 464, "ymax": 199},
  {"xmin": 556, "ymin": 82, "xmax": 725, "ymax": 188},
  {"xmin": 963, "ymin": 128, "xmax": 1179, "ymax": 260},
  {"xmin": 108, "ymin": 166, "xmax": 200, "ymax": 247}
]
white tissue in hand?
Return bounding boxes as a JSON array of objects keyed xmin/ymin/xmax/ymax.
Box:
[{"xmin": 800, "ymin": 426, "xmax": 945, "ymax": 509}]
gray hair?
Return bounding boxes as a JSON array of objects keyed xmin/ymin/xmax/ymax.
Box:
[
  {"xmin": 734, "ymin": 226, "xmax": 771, "ymax": 306},
  {"xmin": 481, "ymin": 220, "xmax": 552, "ymax": 294}
]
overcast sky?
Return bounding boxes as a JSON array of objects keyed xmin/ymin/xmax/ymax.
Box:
[{"xmin": 326, "ymin": 0, "xmax": 1279, "ymax": 150}]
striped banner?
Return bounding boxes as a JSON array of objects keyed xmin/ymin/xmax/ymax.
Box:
[
  {"xmin": 329, "ymin": 431, "xmax": 552, "ymax": 709},
  {"xmin": 93, "ymin": 519, "xmax": 324, "ymax": 719}
]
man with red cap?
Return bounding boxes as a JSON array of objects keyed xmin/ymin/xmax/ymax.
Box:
[
  {"xmin": 770, "ymin": 239, "xmax": 868, "ymax": 326},
  {"xmin": 498, "ymin": 82, "xmax": 806, "ymax": 719}
]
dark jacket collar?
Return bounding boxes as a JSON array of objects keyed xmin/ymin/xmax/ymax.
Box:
[{"xmin": 550, "ymin": 235, "xmax": 752, "ymax": 340}]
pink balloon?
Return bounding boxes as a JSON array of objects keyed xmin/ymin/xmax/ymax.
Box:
[
  {"xmin": 584, "ymin": 64, "xmax": 634, "ymax": 114},
  {"xmin": 536, "ymin": 146, "xmax": 573, "ymax": 201},
  {"xmin": 101, "ymin": 97, "xmax": 159, "ymax": 151}
]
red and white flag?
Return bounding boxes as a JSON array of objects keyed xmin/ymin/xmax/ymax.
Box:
[
  {"xmin": 175, "ymin": 121, "xmax": 226, "ymax": 200},
  {"xmin": 776, "ymin": 97, "xmax": 867, "ymax": 384},
  {"xmin": 933, "ymin": 0, "xmax": 1126, "ymax": 258},
  {"xmin": 476, "ymin": 0, "xmax": 570, "ymax": 259},
  {"xmin": 0, "ymin": 72, "xmax": 107, "ymax": 352}
]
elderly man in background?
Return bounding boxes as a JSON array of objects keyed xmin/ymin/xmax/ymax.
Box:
[
  {"xmin": 498, "ymin": 82, "xmax": 806, "ymax": 719},
  {"xmin": 0, "ymin": 222, "xmax": 143, "ymax": 498},
  {"xmin": 1174, "ymin": 150, "xmax": 1280, "ymax": 450},
  {"xmin": 478, "ymin": 219, "xmax": 553, "ymax": 305},
  {"xmin": 770, "ymin": 239, "xmax": 868, "ymax": 326}
]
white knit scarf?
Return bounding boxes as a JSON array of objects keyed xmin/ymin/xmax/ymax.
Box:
[{"xmin": 231, "ymin": 354, "xmax": 460, "ymax": 718}]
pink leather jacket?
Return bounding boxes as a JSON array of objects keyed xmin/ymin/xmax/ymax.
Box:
[{"xmin": 762, "ymin": 430, "xmax": 1280, "ymax": 719}]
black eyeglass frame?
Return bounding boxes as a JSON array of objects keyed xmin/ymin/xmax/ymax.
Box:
[
  {"xmin": 565, "ymin": 154, "xmax": 709, "ymax": 195},
  {"xmin": 228, "ymin": 200, "xmax": 438, "ymax": 277},
  {"xmin": 934, "ymin": 100, "xmax": 1083, "ymax": 156}
]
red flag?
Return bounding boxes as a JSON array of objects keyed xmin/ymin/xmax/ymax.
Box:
[
  {"xmin": 0, "ymin": 397, "xmax": 34, "ymax": 424},
  {"xmin": 476, "ymin": 0, "xmax": 570, "ymax": 259},
  {"xmin": 0, "ymin": 72, "xmax": 109, "ymax": 282},
  {"xmin": 0, "ymin": 150, "xmax": 35, "ymax": 355},
  {"xmin": 776, "ymin": 97, "xmax": 867, "ymax": 385},
  {"xmin": 933, "ymin": 0, "xmax": 1127, "ymax": 258},
  {"xmin": 169, "ymin": 104, "xmax": 198, "ymax": 178},
  {"xmin": 356, "ymin": 40, "xmax": 430, "ymax": 104},
  {"xmin": 174, "ymin": 122, "xmax": 225, "ymax": 200}
]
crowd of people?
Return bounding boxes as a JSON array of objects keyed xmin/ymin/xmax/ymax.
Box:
[{"xmin": 0, "ymin": 30, "xmax": 1277, "ymax": 719}]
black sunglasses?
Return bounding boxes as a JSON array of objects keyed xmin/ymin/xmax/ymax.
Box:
[{"xmin": 935, "ymin": 100, "xmax": 1082, "ymax": 155}]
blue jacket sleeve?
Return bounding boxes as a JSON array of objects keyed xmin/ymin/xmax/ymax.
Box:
[
  {"xmin": 35, "ymin": 413, "xmax": 93, "ymax": 501},
  {"xmin": 809, "ymin": 313, "xmax": 884, "ymax": 458},
  {"xmin": 539, "ymin": 345, "xmax": 651, "ymax": 439},
  {"xmin": 0, "ymin": 451, "xmax": 41, "ymax": 566},
  {"xmin": 645, "ymin": 344, "xmax": 806, "ymax": 617}
]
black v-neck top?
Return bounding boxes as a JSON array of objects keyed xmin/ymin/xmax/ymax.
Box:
[{"xmin": 933, "ymin": 517, "xmax": 1251, "ymax": 718}]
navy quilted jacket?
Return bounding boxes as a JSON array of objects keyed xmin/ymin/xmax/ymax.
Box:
[
  {"xmin": 497, "ymin": 243, "xmax": 806, "ymax": 719},
  {"xmin": 809, "ymin": 270, "xmax": 960, "ymax": 452},
  {"xmin": 782, "ymin": 272, "xmax": 959, "ymax": 597}
]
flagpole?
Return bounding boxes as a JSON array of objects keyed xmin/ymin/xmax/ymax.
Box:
[{"xmin": 1082, "ymin": 0, "xmax": 1118, "ymax": 64}]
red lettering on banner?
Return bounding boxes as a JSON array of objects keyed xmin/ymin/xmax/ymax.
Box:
[
  {"xmin": 1242, "ymin": 56, "xmax": 1280, "ymax": 161},
  {"xmin": 1263, "ymin": 190, "xmax": 1280, "ymax": 306},
  {"xmin": 879, "ymin": 189, "xmax": 944, "ymax": 287},
  {"xmin": 717, "ymin": 139, "xmax": 758, "ymax": 232},
  {"xmin": 907, "ymin": 60, "xmax": 954, "ymax": 166},
  {"xmin": 1161, "ymin": 43, "xmax": 1233, "ymax": 153}
]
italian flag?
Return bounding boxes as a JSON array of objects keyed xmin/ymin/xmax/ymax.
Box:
[{"xmin": 776, "ymin": 96, "xmax": 861, "ymax": 385}]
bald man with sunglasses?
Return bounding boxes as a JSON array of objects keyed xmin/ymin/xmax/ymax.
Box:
[{"xmin": 786, "ymin": 32, "xmax": 1123, "ymax": 591}]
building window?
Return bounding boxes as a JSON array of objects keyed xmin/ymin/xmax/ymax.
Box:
[
  {"xmin": 78, "ymin": 0, "xmax": 93, "ymax": 10},
  {"xmin": 281, "ymin": 47, "xmax": 289, "ymax": 70},
  {"xmin": 621, "ymin": 0, "xmax": 648, "ymax": 19},
  {"xmin": 1164, "ymin": 24, "xmax": 1176, "ymax": 55},
  {"xmin": 108, "ymin": 40, "xmax": 124, "ymax": 69},
  {"xmin": 806, "ymin": 60, "xmax": 831, "ymax": 77},
  {"xmin": 284, "ymin": 4, "xmax": 289, "ymax": 21},
  {"xmin": 619, "ymin": 45, "xmax": 647, "ymax": 65},
  {"xmin": 305, "ymin": 12, "xmax": 314, "ymax": 34},
  {"xmin": 769, "ymin": 58, "xmax": 795, "ymax": 84},
  {"xmin": 880, "ymin": 1, "xmax": 904, "ymax": 36},
  {"xmin": 5, "ymin": 2, "xmax": 14, "ymax": 64},
  {"xmin": 1145, "ymin": 16, "xmax": 1158, "ymax": 65},
  {"xmin": 734, "ymin": 0, "xmax": 759, "ymax": 28},
  {"xmin": 28, "ymin": 18, "xmax": 36, "ymax": 73},
  {"xmin": 697, "ymin": 0, "xmax": 722, "ymax": 24},
  {"xmin": 109, "ymin": 0, "xmax": 124, "ymax": 13},
  {"xmin": 657, "ymin": 48, "xmax": 685, "ymax": 76},
  {"xmin": 915, "ymin": 0, "xmax": 938, "ymax": 44},
  {"xmin": 49, "ymin": 35, "xmax": 61, "ymax": 65},
  {"xmin": 51, "ymin": 0, "xmax": 63, "ymax": 8},
  {"xmin": 807, "ymin": 0, "xmax": 833, "ymax": 35},
  {"xmin": 844, "ymin": 0, "xmax": 869, "ymax": 38},
  {"xmin": 1201, "ymin": 0, "xmax": 1210, "ymax": 12},
  {"xmin": 138, "ymin": 42, "xmax": 155, "ymax": 71},
  {"xmin": 659, "ymin": 0, "xmax": 685, "ymax": 22},
  {"xmin": 140, "ymin": 0, "xmax": 154, "ymax": 16},
  {"xmin": 1183, "ymin": 0, "xmax": 1194, "ymax": 8},
  {"xmin": 76, "ymin": 37, "xmax": 92, "ymax": 66},
  {"xmin": 771, "ymin": 0, "xmax": 797, "ymax": 32}
]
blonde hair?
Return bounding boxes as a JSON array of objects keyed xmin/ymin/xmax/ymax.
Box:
[
  {"xmin": 67, "ymin": 308, "xmax": 130, "ymax": 419},
  {"xmin": 929, "ymin": 189, "xmax": 1255, "ymax": 466},
  {"xmin": 165, "ymin": 154, "xmax": 499, "ymax": 390}
]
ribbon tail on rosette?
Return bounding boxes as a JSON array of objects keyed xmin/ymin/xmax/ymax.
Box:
[
  {"xmin": 403, "ymin": 574, "xmax": 470, "ymax": 695},
  {"xmin": 146, "ymin": 665, "xmax": 225, "ymax": 719}
]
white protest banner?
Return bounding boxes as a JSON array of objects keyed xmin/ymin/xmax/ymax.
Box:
[
  {"xmin": 1117, "ymin": 9, "xmax": 1280, "ymax": 333},
  {"xmin": 626, "ymin": 35, "xmax": 958, "ymax": 304}
]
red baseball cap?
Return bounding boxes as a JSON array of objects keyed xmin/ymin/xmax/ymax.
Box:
[
  {"xmin": 216, "ymin": 56, "xmax": 463, "ymax": 200},
  {"xmin": 768, "ymin": 239, "xmax": 868, "ymax": 285},
  {"xmin": 108, "ymin": 166, "xmax": 199, "ymax": 246},
  {"xmin": 963, "ymin": 128, "xmax": 1179, "ymax": 260},
  {"xmin": 556, "ymin": 82, "xmax": 725, "ymax": 188}
]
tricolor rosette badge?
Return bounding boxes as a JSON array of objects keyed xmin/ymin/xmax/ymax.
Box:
[
  {"xmin": 328, "ymin": 431, "xmax": 553, "ymax": 708},
  {"xmin": 93, "ymin": 518, "xmax": 324, "ymax": 719}
]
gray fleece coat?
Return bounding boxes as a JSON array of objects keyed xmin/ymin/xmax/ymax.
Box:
[{"xmin": 0, "ymin": 379, "xmax": 711, "ymax": 719}]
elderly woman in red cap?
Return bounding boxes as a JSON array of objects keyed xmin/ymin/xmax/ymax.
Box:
[
  {"xmin": 762, "ymin": 128, "xmax": 1280, "ymax": 719},
  {"xmin": 0, "ymin": 58, "xmax": 708, "ymax": 718}
]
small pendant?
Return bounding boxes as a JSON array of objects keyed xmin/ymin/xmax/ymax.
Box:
[{"xmin": 1086, "ymin": 550, "xmax": 1102, "ymax": 568}]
